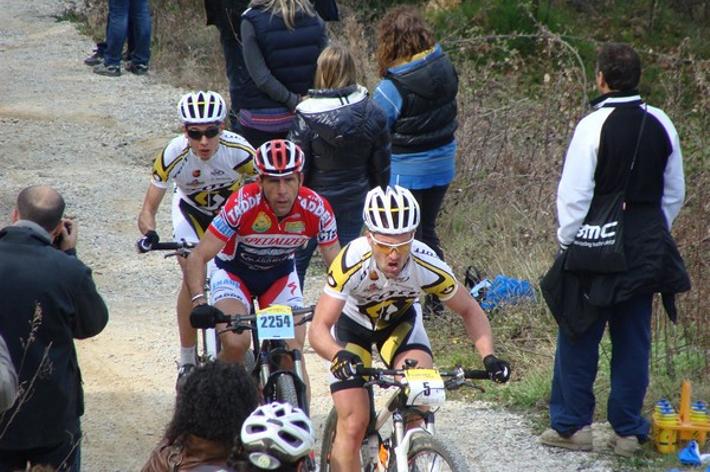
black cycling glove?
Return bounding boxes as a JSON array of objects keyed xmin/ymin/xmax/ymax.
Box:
[
  {"xmin": 136, "ymin": 230, "xmax": 160, "ymax": 253},
  {"xmin": 190, "ymin": 304, "xmax": 224, "ymax": 329},
  {"xmin": 330, "ymin": 350, "xmax": 363, "ymax": 381},
  {"xmin": 483, "ymin": 354, "xmax": 511, "ymax": 383}
]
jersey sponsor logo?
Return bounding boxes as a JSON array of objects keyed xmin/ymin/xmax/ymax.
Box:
[
  {"xmin": 242, "ymin": 234, "xmax": 305, "ymax": 247},
  {"xmin": 284, "ymin": 221, "xmax": 305, "ymax": 234},
  {"xmin": 299, "ymin": 196, "xmax": 334, "ymax": 226},
  {"xmin": 225, "ymin": 193, "xmax": 260, "ymax": 226},
  {"xmin": 413, "ymin": 247, "xmax": 436, "ymax": 257},
  {"xmin": 192, "ymin": 169, "xmax": 201, "ymax": 178},
  {"xmin": 251, "ymin": 211, "xmax": 272, "ymax": 233},
  {"xmin": 211, "ymin": 169, "xmax": 225, "ymax": 176}
]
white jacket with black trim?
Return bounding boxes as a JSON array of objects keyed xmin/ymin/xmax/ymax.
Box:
[{"xmin": 556, "ymin": 92, "xmax": 685, "ymax": 246}]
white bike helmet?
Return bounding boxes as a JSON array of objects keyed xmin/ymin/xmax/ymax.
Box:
[
  {"xmin": 241, "ymin": 402, "xmax": 315, "ymax": 468},
  {"xmin": 178, "ymin": 90, "xmax": 227, "ymax": 124},
  {"xmin": 363, "ymin": 185, "xmax": 420, "ymax": 235}
]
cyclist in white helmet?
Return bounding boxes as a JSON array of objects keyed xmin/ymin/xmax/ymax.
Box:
[
  {"xmin": 136, "ymin": 90, "xmax": 256, "ymax": 386},
  {"xmin": 309, "ymin": 185, "xmax": 512, "ymax": 472}
]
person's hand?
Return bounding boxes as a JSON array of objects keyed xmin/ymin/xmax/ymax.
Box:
[
  {"xmin": 190, "ymin": 304, "xmax": 223, "ymax": 329},
  {"xmin": 136, "ymin": 230, "xmax": 159, "ymax": 253},
  {"xmin": 483, "ymin": 354, "xmax": 511, "ymax": 383},
  {"xmin": 330, "ymin": 350, "xmax": 363, "ymax": 380},
  {"xmin": 58, "ymin": 217, "xmax": 77, "ymax": 252}
]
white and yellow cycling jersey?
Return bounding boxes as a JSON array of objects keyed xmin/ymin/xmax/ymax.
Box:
[
  {"xmin": 151, "ymin": 130, "xmax": 255, "ymax": 214},
  {"xmin": 324, "ymin": 236, "xmax": 458, "ymax": 330}
]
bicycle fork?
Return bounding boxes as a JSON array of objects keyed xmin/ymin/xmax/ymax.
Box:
[{"xmin": 389, "ymin": 410, "xmax": 436, "ymax": 471}]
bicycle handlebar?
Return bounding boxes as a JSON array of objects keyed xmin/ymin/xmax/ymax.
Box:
[
  {"xmin": 190, "ymin": 305, "xmax": 316, "ymax": 330},
  {"xmin": 149, "ymin": 241, "xmax": 197, "ymax": 251},
  {"xmin": 355, "ymin": 365, "xmax": 491, "ymax": 385}
]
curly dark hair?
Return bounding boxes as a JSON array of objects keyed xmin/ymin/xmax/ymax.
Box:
[
  {"xmin": 596, "ymin": 42, "xmax": 641, "ymax": 92},
  {"xmin": 164, "ymin": 361, "xmax": 259, "ymax": 449},
  {"xmin": 376, "ymin": 6, "xmax": 436, "ymax": 77}
]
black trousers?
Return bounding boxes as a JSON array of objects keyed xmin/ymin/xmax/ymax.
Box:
[{"xmin": 409, "ymin": 185, "xmax": 448, "ymax": 260}]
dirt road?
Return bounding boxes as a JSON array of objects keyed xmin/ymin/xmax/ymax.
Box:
[{"xmin": 1, "ymin": 1, "xmax": 623, "ymax": 470}]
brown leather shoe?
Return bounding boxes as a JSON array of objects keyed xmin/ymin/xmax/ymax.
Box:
[{"xmin": 539, "ymin": 426, "xmax": 593, "ymax": 451}]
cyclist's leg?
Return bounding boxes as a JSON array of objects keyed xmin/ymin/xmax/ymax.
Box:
[
  {"xmin": 211, "ymin": 269, "xmax": 253, "ymax": 363},
  {"xmin": 380, "ymin": 305, "xmax": 434, "ymax": 428},
  {"xmin": 171, "ymin": 194, "xmax": 205, "ymax": 367},
  {"xmin": 259, "ymin": 269, "xmax": 310, "ymax": 403},
  {"xmin": 329, "ymin": 318, "xmax": 374, "ymax": 472}
]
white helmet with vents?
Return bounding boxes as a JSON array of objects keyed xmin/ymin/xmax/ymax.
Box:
[
  {"xmin": 240, "ymin": 402, "xmax": 315, "ymax": 467},
  {"xmin": 177, "ymin": 90, "xmax": 227, "ymax": 124},
  {"xmin": 363, "ymin": 185, "xmax": 420, "ymax": 235}
]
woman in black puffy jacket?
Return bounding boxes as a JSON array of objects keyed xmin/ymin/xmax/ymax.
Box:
[{"xmin": 288, "ymin": 44, "xmax": 390, "ymax": 288}]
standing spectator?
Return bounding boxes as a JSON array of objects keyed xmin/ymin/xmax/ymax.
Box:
[
  {"xmin": 0, "ymin": 334, "xmax": 18, "ymax": 413},
  {"xmin": 0, "ymin": 185, "xmax": 109, "ymax": 471},
  {"xmin": 372, "ymin": 6, "xmax": 458, "ymax": 317},
  {"xmin": 141, "ymin": 361, "xmax": 258, "ymax": 471},
  {"xmin": 539, "ymin": 43, "xmax": 690, "ymax": 457},
  {"xmin": 83, "ymin": 12, "xmax": 134, "ymax": 67},
  {"xmin": 289, "ymin": 44, "xmax": 390, "ymax": 289},
  {"xmin": 94, "ymin": 0, "xmax": 152, "ymax": 77},
  {"xmin": 236, "ymin": 0, "xmax": 327, "ymax": 148},
  {"xmin": 204, "ymin": 0, "xmax": 250, "ymax": 130}
]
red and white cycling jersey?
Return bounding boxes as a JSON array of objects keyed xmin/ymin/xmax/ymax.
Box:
[{"xmin": 209, "ymin": 182, "xmax": 338, "ymax": 272}]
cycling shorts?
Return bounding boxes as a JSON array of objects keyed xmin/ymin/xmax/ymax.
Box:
[
  {"xmin": 210, "ymin": 262, "xmax": 304, "ymax": 311},
  {"xmin": 329, "ymin": 304, "xmax": 432, "ymax": 393},
  {"xmin": 171, "ymin": 191, "xmax": 214, "ymax": 243}
]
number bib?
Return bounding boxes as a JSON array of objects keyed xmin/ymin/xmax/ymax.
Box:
[
  {"xmin": 256, "ymin": 305, "xmax": 295, "ymax": 340},
  {"xmin": 404, "ymin": 369, "xmax": 446, "ymax": 407}
]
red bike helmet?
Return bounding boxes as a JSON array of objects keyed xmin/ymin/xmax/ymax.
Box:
[{"xmin": 255, "ymin": 139, "xmax": 304, "ymax": 177}]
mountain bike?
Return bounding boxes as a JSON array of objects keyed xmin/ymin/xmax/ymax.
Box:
[
  {"xmin": 190, "ymin": 303, "xmax": 315, "ymax": 415},
  {"xmin": 320, "ymin": 361, "xmax": 492, "ymax": 471},
  {"xmin": 143, "ymin": 240, "xmax": 220, "ymax": 366}
]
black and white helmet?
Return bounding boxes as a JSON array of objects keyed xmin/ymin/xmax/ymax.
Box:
[
  {"xmin": 363, "ymin": 185, "xmax": 420, "ymax": 235},
  {"xmin": 178, "ymin": 91, "xmax": 227, "ymax": 125},
  {"xmin": 241, "ymin": 402, "xmax": 314, "ymax": 468}
]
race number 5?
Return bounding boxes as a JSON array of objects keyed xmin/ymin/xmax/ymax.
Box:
[{"xmin": 404, "ymin": 369, "xmax": 446, "ymax": 406}]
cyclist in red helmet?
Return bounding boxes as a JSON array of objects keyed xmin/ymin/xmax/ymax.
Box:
[{"xmin": 185, "ymin": 139, "xmax": 340, "ymax": 402}]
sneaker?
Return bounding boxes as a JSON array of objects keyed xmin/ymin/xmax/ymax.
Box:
[
  {"xmin": 539, "ymin": 426, "xmax": 593, "ymax": 451},
  {"xmin": 176, "ymin": 363, "xmax": 195, "ymax": 390},
  {"xmin": 84, "ymin": 49, "xmax": 103, "ymax": 66},
  {"xmin": 125, "ymin": 62, "xmax": 148, "ymax": 75},
  {"xmin": 608, "ymin": 434, "xmax": 641, "ymax": 457},
  {"xmin": 93, "ymin": 63, "xmax": 121, "ymax": 77}
]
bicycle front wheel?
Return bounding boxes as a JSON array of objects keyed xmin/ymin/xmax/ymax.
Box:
[
  {"xmin": 275, "ymin": 373, "xmax": 299, "ymax": 409},
  {"xmin": 392, "ymin": 432, "xmax": 472, "ymax": 472}
]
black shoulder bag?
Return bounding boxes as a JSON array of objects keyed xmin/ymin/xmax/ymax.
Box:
[{"xmin": 564, "ymin": 106, "xmax": 648, "ymax": 274}]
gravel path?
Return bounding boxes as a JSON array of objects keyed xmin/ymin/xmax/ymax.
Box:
[{"xmin": 0, "ymin": 1, "xmax": 628, "ymax": 470}]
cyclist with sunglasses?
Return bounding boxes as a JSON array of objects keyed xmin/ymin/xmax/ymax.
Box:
[
  {"xmin": 309, "ymin": 185, "xmax": 511, "ymax": 472},
  {"xmin": 137, "ymin": 90, "xmax": 256, "ymax": 386},
  {"xmin": 186, "ymin": 139, "xmax": 341, "ymax": 402}
]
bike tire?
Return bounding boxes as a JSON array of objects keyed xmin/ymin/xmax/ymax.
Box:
[
  {"xmin": 390, "ymin": 432, "xmax": 471, "ymax": 472},
  {"xmin": 319, "ymin": 408, "xmax": 338, "ymax": 472},
  {"xmin": 275, "ymin": 373, "xmax": 299, "ymax": 409}
]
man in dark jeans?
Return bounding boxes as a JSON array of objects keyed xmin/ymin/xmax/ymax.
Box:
[{"xmin": 0, "ymin": 185, "xmax": 109, "ymax": 471}]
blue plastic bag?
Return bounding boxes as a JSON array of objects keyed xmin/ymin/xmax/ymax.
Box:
[{"xmin": 471, "ymin": 274, "xmax": 536, "ymax": 313}]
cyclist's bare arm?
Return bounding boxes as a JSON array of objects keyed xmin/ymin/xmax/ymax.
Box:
[
  {"xmin": 309, "ymin": 292, "xmax": 346, "ymax": 361},
  {"xmin": 443, "ymin": 284, "xmax": 495, "ymax": 359},
  {"xmin": 318, "ymin": 241, "xmax": 341, "ymax": 270},
  {"xmin": 185, "ymin": 231, "xmax": 225, "ymax": 303},
  {"xmin": 137, "ymin": 184, "xmax": 167, "ymax": 234}
]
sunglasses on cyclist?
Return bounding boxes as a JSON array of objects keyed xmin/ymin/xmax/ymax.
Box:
[
  {"xmin": 186, "ymin": 127, "xmax": 220, "ymax": 140},
  {"xmin": 369, "ymin": 234, "xmax": 414, "ymax": 255}
]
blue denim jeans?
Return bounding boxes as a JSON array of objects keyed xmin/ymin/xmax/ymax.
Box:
[
  {"xmin": 295, "ymin": 204, "xmax": 363, "ymax": 290},
  {"xmin": 105, "ymin": 0, "xmax": 151, "ymax": 66},
  {"xmin": 549, "ymin": 293, "xmax": 653, "ymax": 439}
]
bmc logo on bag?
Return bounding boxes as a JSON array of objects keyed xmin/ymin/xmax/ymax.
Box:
[{"xmin": 575, "ymin": 221, "xmax": 618, "ymax": 241}]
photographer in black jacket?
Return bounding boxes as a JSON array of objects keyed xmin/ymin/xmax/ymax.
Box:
[{"xmin": 0, "ymin": 185, "xmax": 108, "ymax": 471}]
